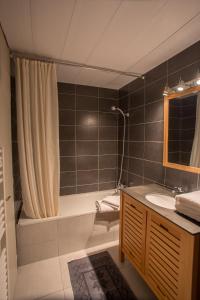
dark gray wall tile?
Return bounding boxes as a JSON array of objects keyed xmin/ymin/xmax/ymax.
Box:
[
  {"xmin": 76, "ymin": 126, "xmax": 98, "ymax": 140},
  {"xmin": 59, "ymin": 126, "xmax": 75, "ymax": 140},
  {"xmin": 145, "ymin": 78, "xmax": 166, "ymax": 104},
  {"xmin": 129, "ymin": 142, "xmax": 144, "ymax": 159},
  {"xmin": 60, "ymin": 171, "xmax": 76, "ymax": 187},
  {"xmin": 144, "ymin": 142, "xmax": 163, "ymax": 163},
  {"xmin": 77, "ymin": 184, "xmax": 98, "ymax": 193},
  {"xmin": 128, "ymin": 158, "xmax": 144, "ymax": 177},
  {"xmin": 99, "ymin": 182, "xmax": 116, "ymax": 191},
  {"xmin": 129, "ymin": 89, "xmax": 144, "ymax": 108},
  {"xmin": 76, "ymin": 95, "xmax": 98, "ymax": 111},
  {"xmin": 60, "ymin": 141, "xmax": 75, "ymax": 156},
  {"xmin": 128, "ymin": 172, "xmax": 143, "ymax": 187},
  {"xmin": 77, "ymin": 170, "xmax": 98, "ymax": 185},
  {"xmin": 76, "ymin": 141, "xmax": 98, "ymax": 156},
  {"xmin": 76, "ymin": 111, "xmax": 99, "ymax": 126},
  {"xmin": 145, "ymin": 100, "xmax": 163, "ymax": 122},
  {"xmin": 129, "ymin": 106, "xmax": 144, "ymax": 125},
  {"xmin": 58, "ymin": 94, "xmax": 75, "ymax": 110},
  {"xmin": 99, "ymin": 169, "xmax": 117, "ymax": 183},
  {"xmin": 145, "ymin": 122, "xmax": 163, "ymax": 141},
  {"xmin": 60, "ymin": 156, "xmax": 76, "ymax": 172},
  {"xmin": 77, "ymin": 156, "xmax": 98, "ymax": 170},
  {"xmin": 99, "ymin": 98, "xmax": 118, "ymax": 112},
  {"xmin": 99, "ymin": 141, "xmax": 118, "ymax": 155},
  {"xmin": 165, "ymin": 168, "xmax": 198, "ymax": 192},
  {"xmin": 99, "ymin": 112, "xmax": 118, "ymax": 126},
  {"xmin": 99, "ymin": 88, "xmax": 119, "ymax": 99},
  {"xmin": 59, "ymin": 110, "xmax": 75, "ymax": 125},
  {"xmin": 129, "ymin": 124, "xmax": 145, "ymax": 141},
  {"xmin": 99, "ymin": 155, "xmax": 117, "ymax": 169},
  {"xmin": 76, "ymin": 85, "xmax": 98, "ymax": 96},
  {"xmin": 57, "ymin": 82, "xmax": 75, "ymax": 94},
  {"xmin": 99, "ymin": 126, "xmax": 118, "ymax": 140},
  {"xmin": 144, "ymin": 161, "xmax": 164, "ymax": 184},
  {"xmin": 60, "ymin": 186, "xmax": 76, "ymax": 196}
]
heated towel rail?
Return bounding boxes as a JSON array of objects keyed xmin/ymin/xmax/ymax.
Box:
[{"xmin": 0, "ymin": 147, "xmax": 8, "ymax": 300}]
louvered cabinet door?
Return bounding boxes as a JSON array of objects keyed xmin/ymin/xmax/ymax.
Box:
[
  {"xmin": 121, "ymin": 194, "xmax": 147, "ymax": 273},
  {"xmin": 145, "ymin": 211, "xmax": 197, "ymax": 300}
]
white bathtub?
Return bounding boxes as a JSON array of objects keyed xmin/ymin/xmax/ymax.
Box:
[{"xmin": 17, "ymin": 189, "xmax": 119, "ymax": 265}]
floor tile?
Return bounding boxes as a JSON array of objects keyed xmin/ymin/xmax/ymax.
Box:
[
  {"xmin": 38, "ymin": 290, "xmax": 65, "ymax": 300},
  {"xmin": 14, "ymin": 257, "xmax": 63, "ymax": 300},
  {"xmin": 64, "ymin": 288, "xmax": 74, "ymax": 300},
  {"xmin": 14, "ymin": 241, "xmax": 156, "ymax": 300}
]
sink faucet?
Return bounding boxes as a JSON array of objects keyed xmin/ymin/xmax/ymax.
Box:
[{"xmin": 172, "ymin": 186, "xmax": 184, "ymax": 196}]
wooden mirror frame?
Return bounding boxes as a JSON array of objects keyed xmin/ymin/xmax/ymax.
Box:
[{"xmin": 163, "ymin": 85, "xmax": 200, "ymax": 174}]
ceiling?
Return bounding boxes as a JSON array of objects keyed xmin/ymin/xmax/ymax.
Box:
[{"xmin": 1, "ymin": 0, "xmax": 200, "ymax": 89}]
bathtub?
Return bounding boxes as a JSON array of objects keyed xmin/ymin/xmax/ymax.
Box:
[{"xmin": 17, "ymin": 189, "xmax": 119, "ymax": 265}]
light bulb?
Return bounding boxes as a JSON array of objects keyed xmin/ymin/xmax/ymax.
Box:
[
  {"xmin": 163, "ymin": 85, "xmax": 171, "ymax": 96},
  {"xmin": 196, "ymin": 78, "xmax": 200, "ymax": 86},
  {"xmin": 177, "ymin": 86, "xmax": 184, "ymax": 92},
  {"xmin": 176, "ymin": 79, "xmax": 185, "ymax": 92}
]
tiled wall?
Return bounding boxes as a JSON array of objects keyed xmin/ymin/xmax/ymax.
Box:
[
  {"xmin": 58, "ymin": 83, "xmax": 119, "ymax": 195},
  {"xmin": 11, "ymin": 40, "xmax": 200, "ymax": 220},
  {"xmin": 118, "ymin": 40, "xmax": 200, "ymax": 192}
]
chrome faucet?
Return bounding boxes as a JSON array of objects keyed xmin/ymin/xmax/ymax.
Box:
[{"xmin": 172, "ymin": 186, "xmax": 184, "ymax": 195}]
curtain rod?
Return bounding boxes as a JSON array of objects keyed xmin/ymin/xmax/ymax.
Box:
[{"xmin": 10, "ymin": 51, "xmax": 144, "ymax": 79}]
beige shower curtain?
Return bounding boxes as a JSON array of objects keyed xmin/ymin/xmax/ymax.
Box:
[
  {"xmin": 16, "ymin": 58, "xmax": 60, "ymax": 218},
  {"xmin": 190, "ymin": 92, "xmax": 200, "ymax": 168}
]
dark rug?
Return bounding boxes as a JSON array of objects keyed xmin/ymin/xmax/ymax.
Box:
[{"xmin": 68, "ymin": 251, "xmax": 137, "ymax": 300}]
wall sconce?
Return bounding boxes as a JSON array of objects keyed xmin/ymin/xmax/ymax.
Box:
[
  {"xmin": 163, "ymin": 70, "xmax": 200, "ymax": 96},
  {"xmin": 176, "ymin": 79, "xmax": 185, "ymax": 92},
  {"xmin": 163, "ymin": 85, "xmax": 171, "ymax": 96},
  {"xmin": 195, "ymin": 70, "xmax": 200, "ymax": 86}
]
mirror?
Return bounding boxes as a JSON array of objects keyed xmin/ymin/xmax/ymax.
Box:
[{"xmin": 164, "ymin": 86, "xmax": 200, "ymax": 173}]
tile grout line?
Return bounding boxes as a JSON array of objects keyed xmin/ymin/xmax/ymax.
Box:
[
  {"xmin": 74, "ymin": 85, "xmax": 78, "ymax": 194},
  {"xmin": 142, "ymin": 78, "xmax": 145, "ymax": 184},
  {"xmin": 97, "ymin": 88, "xmax": 100, "ymax": 191}
]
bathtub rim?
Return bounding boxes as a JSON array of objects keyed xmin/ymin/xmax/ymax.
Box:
[{"xmin": 18, "ymin": 188, "xmax": 116, "ymax": 226}]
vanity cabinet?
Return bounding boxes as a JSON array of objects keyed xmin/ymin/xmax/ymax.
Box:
[
  {"xmin": 120, "ymin": 192, "xmax": 200, "ymax": 300},
  {"xmin": 121, "ymin": 195, "xmax": 147, "ymax": 273}
]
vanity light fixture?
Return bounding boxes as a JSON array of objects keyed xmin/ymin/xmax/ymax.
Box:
[
  {"xmin": 163, "ymin": 70, "xmax": 200, "ymax": 96},
  {"xmin": 196, "ymin": 70, "xmax": 200, "ymax": 86},
  {"xmin": 176, "ymin": 79, "xmax": 185, "ymax": 92},
  {"xmin": 163, "ymin": 85, "xmax": 171, "ymax": 96}
]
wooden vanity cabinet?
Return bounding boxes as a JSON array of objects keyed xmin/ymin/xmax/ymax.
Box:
[
  {"xmin": 119, "ymin": 192, "xmax": 200, "ymax": 300},
  {"xmin": 120, "ymin": 194, "xmax": 147, "ymax": 274}
]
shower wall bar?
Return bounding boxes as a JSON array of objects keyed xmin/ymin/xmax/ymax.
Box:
[{"xmin": 10, "ymin": 51, "xmax": 144, "ymax": 79}]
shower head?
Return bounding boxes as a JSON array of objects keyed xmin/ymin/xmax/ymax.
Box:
[{"xmin": 110, "ymin": 106, "xmax": 129, "ymax": 117}]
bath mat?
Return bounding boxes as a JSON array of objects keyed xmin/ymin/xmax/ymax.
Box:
[{"xmin": 68, "ymin": 251, "xmax": 137, "ymax": 300}]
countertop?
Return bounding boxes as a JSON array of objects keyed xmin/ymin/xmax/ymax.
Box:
[{"xmin": 122, "ymin": 184, "xmax": 200, "ymax": 235}]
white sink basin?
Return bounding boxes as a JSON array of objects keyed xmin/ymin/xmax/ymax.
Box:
[{"xmin": 145, "ymin": 193, "xmax": 176, "ymax": 210}]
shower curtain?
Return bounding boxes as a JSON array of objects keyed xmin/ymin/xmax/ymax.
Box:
[
  {"xmin": 16, "ymin": 58, "xmax": 60, "ymax": 218},
  {"xmin": 190, "ymin": 92, "xmax": 200, "ymax": 168}
]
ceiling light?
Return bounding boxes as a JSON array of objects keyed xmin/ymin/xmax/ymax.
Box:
[
  {"xmin": 195, "ymin": 70, "xmax": 200, "ymax": 85},
  {"xmin": 163, "ymin": 84, "xmax": 174, "ymax": 96},
  {"xmin": 176, "ymin": 79, "xmax": 185, "ymax": 92},
  {"xmin": 163, "ymin": 85, "xmax": 171, "ymax": 96}
]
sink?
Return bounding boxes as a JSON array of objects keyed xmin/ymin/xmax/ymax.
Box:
[{"xmin": 145, "ymin": 193, "xmax": 176, "ymax": 210}]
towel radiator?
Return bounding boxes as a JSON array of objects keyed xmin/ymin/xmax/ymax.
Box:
[{"xmin": 0, "ymin": 147, "xmax": 8, "ymax": 300}]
